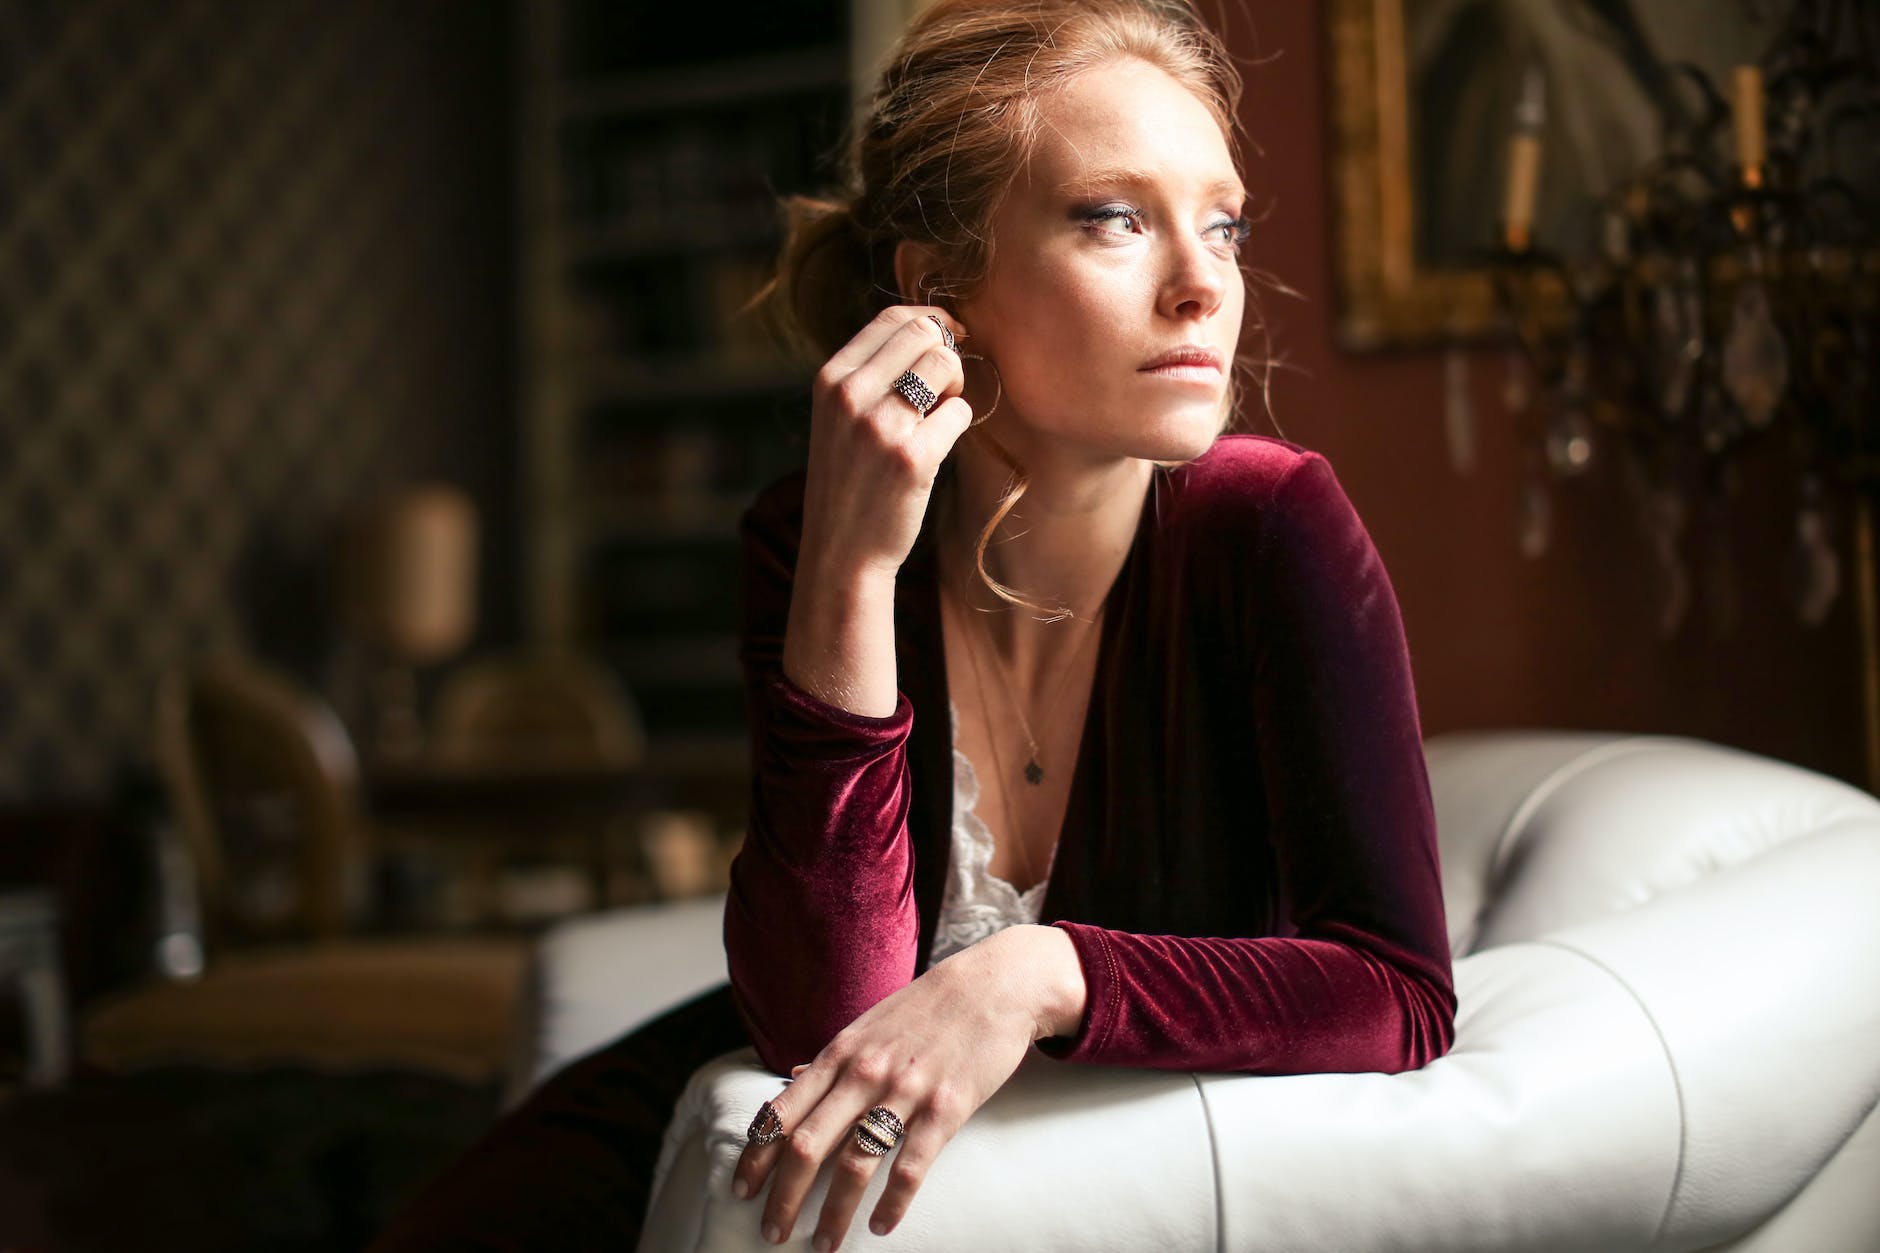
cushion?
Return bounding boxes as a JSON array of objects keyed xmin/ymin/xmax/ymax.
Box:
[{"xmin": 81, "ymin": 937, "xmax": 526, "ymax": 1084}]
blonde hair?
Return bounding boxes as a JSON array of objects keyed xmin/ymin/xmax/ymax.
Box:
[{"xmin": 753, "ymin": 0, "xmax": 1286, "ymax": 617}]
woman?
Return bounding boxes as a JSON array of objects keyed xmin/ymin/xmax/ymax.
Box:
[{"xmin": 371, "ymin": 2, "xmax": 1454, "ymax": 1249}]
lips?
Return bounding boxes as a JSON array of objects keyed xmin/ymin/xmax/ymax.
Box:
[{"xmin": 1139, "ymin": 346, "xmax": 1223, "ymax": 372}]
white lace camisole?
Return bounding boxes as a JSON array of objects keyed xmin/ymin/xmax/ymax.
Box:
[{"xmin": 928, "ymin": 699, "xmax": 1055, "ymax": 966}]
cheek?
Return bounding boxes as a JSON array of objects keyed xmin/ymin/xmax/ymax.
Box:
[
  {"xmin": 979, "ymin": 263, "xmax": 1147, "ymax": 394},
  {"xmin": 1227, "ymin": 269, "xmax": 1249, "ymax": 330}
]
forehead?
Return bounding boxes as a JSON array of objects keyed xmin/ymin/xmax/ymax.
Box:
[{"xmin": 1023, "ymin": 58, "xmax": 1242, "ymax": 201}]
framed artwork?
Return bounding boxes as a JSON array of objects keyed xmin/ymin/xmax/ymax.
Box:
[{"xmin": 1327, "ymin": 0, "xmax": 1790, "ymax": 350}]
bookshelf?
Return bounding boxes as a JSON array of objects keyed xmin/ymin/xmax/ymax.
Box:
[{"xmin": 518, "ymin": 1, "xmax": 859, "ymax": 749}]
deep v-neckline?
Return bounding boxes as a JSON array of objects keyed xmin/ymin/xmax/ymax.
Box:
[
  {"xmin": 946, "ymin": 697, "xmax": 1057, "ymax": 903},
  {"xmin": 921, "ymin": 467, "xmax": 1157, "ymax": 911}
]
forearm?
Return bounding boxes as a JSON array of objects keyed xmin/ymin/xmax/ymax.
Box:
[
  {"xmin": 1036, "ymin": 923, "xmax": 1455, "ymax": 1074},
  {"xmin": 726, "ymin": 858, "xmax": 919, "ymax": 1072},
  {"xmin": 725, "ymin": 670, "xmax": 921, "ymax": 1073},
  {"xmin": 728, "ymin": 487, "xmax": 928, "ymax": 1072},
  {"xmin": 781, "ymin": 538, "xmax": 900, "ymax": 719}
]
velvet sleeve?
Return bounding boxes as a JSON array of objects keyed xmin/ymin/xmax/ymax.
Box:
[
  {"xmin": 1036, "ymin": 451, "xmax": 1457, "ymax": 1075},
  {"xmin": 720, "ymin": 490, "xmax": 923, "ymax": 1075}
]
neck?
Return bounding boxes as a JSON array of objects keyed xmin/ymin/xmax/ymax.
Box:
[{"xmin": 936, "ymin": 431, "xmax": 1147, "ymax": 680}]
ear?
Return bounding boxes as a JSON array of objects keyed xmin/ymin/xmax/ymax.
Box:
[{"xmin": 892, "ymin": 239, "xmax": 946, "ymax": 305}]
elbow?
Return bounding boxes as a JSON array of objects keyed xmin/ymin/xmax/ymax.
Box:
[
  {"xmin": 727, "ymin": 976, "xmax": 818, "ymax": 1077},
  {"xmin": 725, "ymin": 950, "xmax": 845, "ymax": 1076},
  {"xmin": 1393, "ymin": 962, "xmax": 1458, "ymax": 1072}
]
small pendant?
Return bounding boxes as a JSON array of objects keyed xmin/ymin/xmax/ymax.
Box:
[{"xmin": 1024, "ymin": 758, "xmax": 1044, "ymax": 785}]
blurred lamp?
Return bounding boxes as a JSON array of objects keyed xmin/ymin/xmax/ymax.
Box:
[{"xmin": 345, "ymin": 484, "xmax": 478, "ymax": 753}]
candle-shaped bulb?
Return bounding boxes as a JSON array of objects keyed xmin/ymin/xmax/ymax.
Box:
[
  {"xmin": 1503, "ymin": 64, "xmax": 1546, "ymax": 251},
  {"xmin": 1732, "ymin": 65, "xmax": 1766, "ymax": 184}
]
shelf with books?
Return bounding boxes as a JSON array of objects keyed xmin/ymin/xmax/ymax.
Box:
[
  {"xmin": 572, "ymin": 354, "xmax": 810, "ymax": 407},
  {"xmin": 576, "ymin": 387, "xmax": 805, "ymax": 542},
  {"xmin": 578, "ymin": 493, "xmax": 753, "ymax": 543},
  {"xmin": 523, "ymin": 0, "xmax": 848, "ymax": 744},
  {"xmin": 557, "ymin": 45, "xmax": 847, "ymax": 123},
  {"xmin": 601, "ymin": 633, "xmax": 743, "ymax": 687},
  {"xmin": 558, "ymin": 87, "xmax": 847, "ymax": 247}
]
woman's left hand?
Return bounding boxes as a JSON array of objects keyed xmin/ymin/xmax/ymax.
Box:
[{"xmin": 732, "ymin": 924, "xmax": 1082, "ymax": 1249}]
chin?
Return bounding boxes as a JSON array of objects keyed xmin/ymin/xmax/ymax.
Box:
[
  {"xmin": 1133, "ymin": 405, "xmax": 1225, "ymax": 463},
  {"xmin": 1020, "ymin": 396, "xmax": 1225, "ymax": 465}
]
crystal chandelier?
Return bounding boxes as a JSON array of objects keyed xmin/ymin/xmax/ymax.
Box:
[{"xmin": 1470, "ymin": 0, "xmax": 1879, "ymax": 788}]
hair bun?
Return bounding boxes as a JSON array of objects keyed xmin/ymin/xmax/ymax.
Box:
[{"xmin": 757, "ymin": 194, "xmax": 887, "ymax": 362}]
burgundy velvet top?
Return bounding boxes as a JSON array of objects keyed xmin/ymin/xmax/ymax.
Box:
[{"xmin": 724, "ymin": 434, "xmax": 1456, "ymax": 1078}]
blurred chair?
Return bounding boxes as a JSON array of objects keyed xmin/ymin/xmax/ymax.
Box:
[
  {"xmin": 79, "ymin": 658, "xmax": 525, "ymax": 1085},
  {"xmin": 423, "ymin": 653, "xmax": 655, "ymax": 913},
  {"xmin": 431, "ymin": 653, "xmax": 646, "ymax": 766}
]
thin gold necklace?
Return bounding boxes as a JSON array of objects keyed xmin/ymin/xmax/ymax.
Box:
[
  {"xmin": 945, "ymin": 569, "xmax": 1107, "ymax": 786},
  {"xmin": 947, "ymin": 583, "xmax": 1041, "ymax": 891}
]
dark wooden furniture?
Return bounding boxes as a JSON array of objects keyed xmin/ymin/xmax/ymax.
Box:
[{"xmin": 0, "ymin": 889, "xmax": 67, "ymax": 1088}]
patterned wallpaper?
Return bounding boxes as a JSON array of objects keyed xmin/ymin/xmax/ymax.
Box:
[{"xmin": 0, "ymin": 0, "xmax": 516, "ymax": 804}]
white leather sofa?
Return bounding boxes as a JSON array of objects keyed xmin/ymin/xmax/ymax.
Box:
[{"xmin": 513, "ymin": 730, "xmax": 1880, "ymax": 1251}]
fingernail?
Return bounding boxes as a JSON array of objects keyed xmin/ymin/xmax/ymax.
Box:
[
  {"xmin": 870, "ymin": 1218, "xmax": 888, "ymax": 1237},
  {"xmin": 733, "ymin": 1176, "xmax": 750, "ymax": 1200},
  {"xmin": 763, "ymin": 1221, "xmax": 781, "ymax": 1244},
  {"xmin": 813, "ymin": 1234, "xmax": 833, "ymax": 1253}
]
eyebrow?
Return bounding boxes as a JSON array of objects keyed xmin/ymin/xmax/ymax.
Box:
[{"xmin": 1055, "ymin": 164, "xmax": 1247, "ymax": 204}]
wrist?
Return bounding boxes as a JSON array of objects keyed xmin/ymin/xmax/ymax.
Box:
[
  {"xmin": 796, "ymin": 528, "xmax": 902, "ymax": 596},
  {"xmin": 780, "ymin": 557, "xmax": 900, "ymax": 716},
  {"xmin": 988, "ymin": 924, "xmax": 1087, "ymax": 1043}
]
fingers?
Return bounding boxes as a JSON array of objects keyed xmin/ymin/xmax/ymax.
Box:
[
  {"xmin": 859, "ymin": 317, "xmax": 965, "ymax": 422},
  {"xmin": 810, "ymin": 1109, "xmax": 900, "ymax": 1251},
  {"xmin": 823, "ymin": 304, "xmax": 965, "ymax": 381},
  {"xmin": 895, "ymin": 344, "xmax": 967, "ymax": 418},
  {"xmin": 821, "ymin": 309, "xmax": 965, "ymax": 428},
  {"xmin": 758, "ymin": 1079, "xmax": 870, "ymax": 1245},
  {"xmin": 866, "ymin": 1103, "xmax": 954, "ymax": 1240},
  {"xmin": 733, "ymin": 1062, "xmax": 838, "ymax": 1204},
  {"xmin": 904, "ymin": 394, "xmax": 975, "ymax": 467}
]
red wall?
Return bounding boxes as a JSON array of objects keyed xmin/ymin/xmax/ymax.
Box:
[{"xmin": 1215, "ymin": 0, "xmax": 1866, "ymax": 788}]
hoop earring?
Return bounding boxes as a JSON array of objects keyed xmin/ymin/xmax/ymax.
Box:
[{"xmin": 959, "ymin": 352, "xmax": 1002, "ymax": 425}]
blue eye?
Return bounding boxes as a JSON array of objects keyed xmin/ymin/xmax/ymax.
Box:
[
  {"xmin": 1211, "ymin": 216, "xmax": 1252, "ymax": 249},
  {"xmin": 1083, "ymin": 205, "xmax": 1143, "ymax": 235},
  {"xmin": 1083, "ymin": 205, "xmax": 1251, "ymax": 251}
]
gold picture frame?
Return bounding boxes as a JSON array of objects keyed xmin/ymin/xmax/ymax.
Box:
[
  {"xmin": 1328, "ymin": 0, "xmax": 1558, "ymax": 350},
  {"xmin": 1327, "ymin": 1, "xmax": 1822, "ymax": 351}
]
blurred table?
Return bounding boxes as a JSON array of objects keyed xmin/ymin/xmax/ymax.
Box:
[{"xmin": 364, "ymin": 739, "xmax": 749, "ymax": 925}]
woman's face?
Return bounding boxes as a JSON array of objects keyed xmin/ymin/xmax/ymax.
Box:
[{"xmin": 958, "ymin": 58, "xmax": 1247, "ymax": 466}]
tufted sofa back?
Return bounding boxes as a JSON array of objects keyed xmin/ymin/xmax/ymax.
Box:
[
  {"xmin": 1423, "ymin": 730, "xmax": 1880, "ymax": 958},
  {"xmin": 1413, "ymin": 729, "xmax": 1880, "ymax": 1251}
]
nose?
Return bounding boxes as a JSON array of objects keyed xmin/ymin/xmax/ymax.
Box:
[{"xmin": 1156, "ymin": 229, "xmax": 1229, "ymax": 321}]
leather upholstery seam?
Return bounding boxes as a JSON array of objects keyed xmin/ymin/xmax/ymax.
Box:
[
  {"xmin": 1531, "ymin": 936, "xmax": 1686, "ymax": 1249},
  {"xmin": 1188, "ymin": 1069, "xmax": 1226, "ymax": 1253},
  {"xmin": 1484, "ymin": 737, "xmax": 1668, "ymax": 895}
]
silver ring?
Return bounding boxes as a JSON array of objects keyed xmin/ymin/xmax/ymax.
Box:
[
  {"xmin": 926, "ymin": 314, "xmax": 957, "ymax": 353},
  {"xmin": 892, "ymin": 369, "xmax": 939, "ymax": 416}
]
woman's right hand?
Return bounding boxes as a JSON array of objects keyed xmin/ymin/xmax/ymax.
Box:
[{"xmin": 798, "ymin": 305, "xmax": 977, "ymax": 580}]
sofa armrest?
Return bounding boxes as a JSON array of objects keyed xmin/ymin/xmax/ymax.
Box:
[
  {"xmin": 640, "ymin": 1046, "xmax": 1217, "ymax": 1253},
  {"xmin": 1536, "ymin": 820, "xmax": 1880, "ymax": 1249},
  {"xmin": 509, "ymin": 893, "xmax": 729, "ymax": 1105},
  {"xmin": 1202, "ymin": 942, "xmax": 1679, "ymax": 1252}
]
